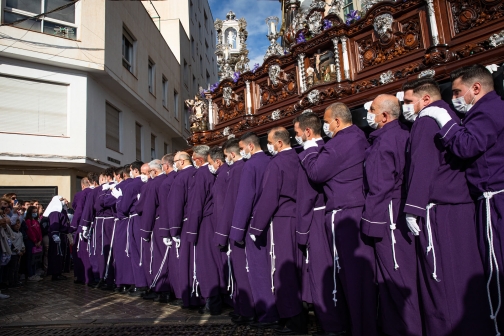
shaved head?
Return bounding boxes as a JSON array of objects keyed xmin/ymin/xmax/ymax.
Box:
[
  {"xmin": 140, "ymin": 163, "xmax": 150, "ymax": 175},
  {"xmin": 325, "ymin": 103, "xmax": 352, "ymax": 124},
  {"xmin": 269, "ymin": 127, "xmax": 290, "ymax": 144},
  {"xmin": 373, "ymin": 94, "xmax": 400, "ymax": 119}
]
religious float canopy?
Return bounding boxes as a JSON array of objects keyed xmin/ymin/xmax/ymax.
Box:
[{"xmin": 187, "ymin": 0, "xmax": 504, "ymax": 147}]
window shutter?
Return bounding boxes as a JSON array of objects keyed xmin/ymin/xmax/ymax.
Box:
[
  {"xmin": 106, "ymin": 103, "xmax": 120, "ymax": 152},
  {"xmin": 0, "ymin": 75, "xmax": 67, "ymax": 136}
]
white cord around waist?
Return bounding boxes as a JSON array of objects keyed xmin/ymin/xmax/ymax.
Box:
[
  {"xmin": 425, "ymin": 203, "xmax": 440, "ymax": 282},
  {"xmin": 481, "ymin": 190, "xmax": 504, "ymax": 336},
  {"xmin": 270, "ymin": 219, "xmax": 276, "ymax": 293},
  {"xmin": 149, "ymin": 232, "xmax": 154, "ymax": 274},
  {"xmin": 227, "ymin": 240, "xmax": 234, "ymax": 299},
  {"xmin": 389, "ymin": 201, "xmax": 399, "ymax": 270},
  {"xmin": 125, "ymin": 216, "xmax": 133, "ymax": 257},
  {"xmin": 104, "ymin": 219, "xmax": 118, "ymax": 279},
  {"xmin": 151, "ymin": 241, "xmax": 170, "ymax": 289},
  {"xmin": 331, "ymin": 209, "xmax": 342, "ymax": 306},
  {"xmin": 191, "ymin": 244, "xmax": 199, "ymax": 297}
]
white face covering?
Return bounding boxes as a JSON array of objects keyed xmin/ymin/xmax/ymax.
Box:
[
  {"xmin": 452, "ymin": 89, "xmax": 474, "ymax": 114},
  {"xmin": 366, "ymin": 112, "xmax": 379, "ymax": 129},
  {"xmin": 267, "ymin": 143, "xmax": 278, "ymax": 156},
  {"xmin": 140, "ymin": 174, "xmax": 148, "ymax": 183},
  {"xmin": 129, "ymin": 170, "xmax": 134, "ymax": 178},
  {"xmin": 208, "ymin": 164, "xmax": 217, "ymax": 175},
  {"xmin": 323, "ymin": 122, "xmax": 334, "ymax": 138},
  {"xmin": 225, "ymin": 157, "xmax": 233, "ymax": 166},
  {"xmin": 173, "ymin": 164, "xmax": 178, "ymax": 172},
  {"xmin": 402, "ymin": 104, "xmax": 417, "ymax": 122},
  {"xmin": 295, "ymin": 135, "xmax": 304, "ymax": 146},
  {"xmin": 240, "ymin": 147, "xmax": 252, "ymax": 160}
]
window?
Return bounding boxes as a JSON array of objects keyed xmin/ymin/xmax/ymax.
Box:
[
  {"xmin": 106, "ymin": 103, "xmax": 121, "ymax": 152},
  {"xmin": 206, "ymin": 70, "xmax": 210, "ymax": 84},
  {"xmin": 183, "ymin": 59, "xmax": 188, "ymax": 87},
  {"xmin": 122, "ymin": 28, "xmax": 135, "ymax": 73},
  {"xmin": 164, "ymin": 142, "xmax": 169, "ymax": 155},
  {"xmin": 204, "ymin": 11, "xmax": 208, "ymax": 31},
  {"xmin": 173, "ymin": 90, "xmax": 179, "ymax": 119},
  {"xmin": 0, "ymin": 74, "xmax": 67, "ymax": 136},
  {"xmin": 150, "ymin": 134, "xmax": 156, "ymax": 160},
  {"xmin": 192, "ymin": 75, "xmax": 196, "ymax": 93},
  {"xmin": 4, "ymin": 0, "xmax": 77, "ymax": 39},
  {"xmin": 343, "ymin": 0, "xmax": 354, "ymax": 16},
  {"xmin": 200, "ymin": 55, "xmax": 203, "ymax": 72},
  {"xmin": 191, "ymin": 37, "xmax": 195, "ymax": 58},
  {"xmin": 184, "ymin": 106, "xmax": 190, "ymax": 131},
  {"xmin": 148, "ymin": 58, "xmax": 155, "ymax": 94},
  {"xmin": 135, "ymin": 123, "xmax": 142, "ymax": 160},
  {"xmin": 162, "ymin": 76, "xmax": 168, "ymax": 108}
]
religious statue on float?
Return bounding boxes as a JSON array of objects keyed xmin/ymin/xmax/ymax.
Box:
[{"xmin": 185, "ymin": 95, "xmax": 209, "ymax": 133}]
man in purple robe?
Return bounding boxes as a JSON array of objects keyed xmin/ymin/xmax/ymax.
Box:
[
  {"xmin": 69, "ymin": 177, "xmax": 91, "ymax": 284},
  {"xmin": 214, "ymin": 140, "xmax": 250, "ymax": 321},
  {"xmin": 402, "ymin": 77, "xmax": 493, "ymax": 335},
  {"xmin": 361, "ymin": 94, "xmax": 421, "ymax": 336},
  {"xmin": 248, "ymin": 127, "xmax": 305, "ymax": 334},
  {"xmin": 137, "ymin": 159, "xmax": 167, "ymax": 301},
  {"xmin": 167, "ymin": 152, "xmax": 198, "ymax": 308},
  {"xmin": 294, "ymin": 112, "xmax": 342, "ymax": 334},
  {"xmin": 185, "ymin": 145, "xmax": 222, "ymax": 314},
  {"xmin": 228, "ymin": 132, "xmax": 276, "ymax": 328},
  {"xmin": 112, "ymin": 161, "xmax": 146, "ymax": 294},
  {"xmin": 207, "ymin": 146, "xmax": 231, "ymax": 306},
  {"xmin": 146, "ymin": 154, "xmax": 177, "ymax": 303},
  {"xmin": 44, "ymin": 196, "xmax": 71, "ymax": 281},
  {"xmin": 300, "ymin": 102, "xmax": 377, "ymax": 336}
]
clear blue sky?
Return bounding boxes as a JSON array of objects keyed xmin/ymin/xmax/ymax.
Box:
[{"xmin": 208, "ymin": 0, "xmax": 282, "ymax": 68}]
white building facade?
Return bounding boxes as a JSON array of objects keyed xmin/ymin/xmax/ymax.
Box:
[{"xmin": 0, "ymin": 0, "xmax": 216, "ymax": 202}]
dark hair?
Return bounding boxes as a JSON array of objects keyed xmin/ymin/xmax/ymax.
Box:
[
  {"xmin": 87, "ymin": 172, "xmax": 99, "ymax": 184},
  {"xmin": 122, "ymin": 166, "xmax": 131, "ymax": 177},
  {"xmin": 104, "ymin": 167, "xmax": 115, "ymax": 179},
  {"xmin": 209, "ymin": 146, "xmax": 225, "ymax": 162},
  {"xmin": 161, "ymin": 154, "xmax": 175, "ymax": 166},
  {"xmin": 114, "ymin": 167, "xmax": 123, "ymax": 178},
  {"xmin": 26, "ymin": 206, "xmax": 38, "ymax": 218},
  {"xmin": 130, "ymin": 160, "xmax": 144, "ymax": 172},
  {"xmin": 222, "ymin": 138, "xmax": 240, "ymax": 154},
  {"xmin": 402, "ymin": 78, "xmax": 440, "ymax": 97},
  {"xmin": 30, "ymin": 199, "xmax": 39, "ymax": 205},
  {"xmin": 268, "ymin": 127, "xmax": 290, "ymax": 144},
  {"xmin": 240, "ymin": 132, "xmax": 260, "ymax": 147},
  {"xmin": 294, "ymin": 112, "xmax": 322, "ymax": 136},
  {"xmin": 325, "ymin": 103, "xmax": 352, "ymax": 124},
  {"xmin": 451, "ymin": 64, "xmax": 494, "ymax": 90}
]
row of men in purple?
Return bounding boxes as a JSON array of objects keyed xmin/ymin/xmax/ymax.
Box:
[{"xmin": 66, "ymin": 63, "xmax": 504, "ymax": 336}]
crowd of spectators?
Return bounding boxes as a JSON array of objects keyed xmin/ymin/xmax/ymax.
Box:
[{"xmin": 0, "ymin": 193, "xmax": 55, "ymax": 299}]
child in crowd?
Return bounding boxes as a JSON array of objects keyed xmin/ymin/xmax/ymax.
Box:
[{"xmin": 6, "ymin": 215, "xmax": 25, "ymax": 287}]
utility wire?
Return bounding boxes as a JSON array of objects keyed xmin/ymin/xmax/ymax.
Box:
[{"xmin": 0, "ymin": 0, "xmax": 80, "ymax": 27}]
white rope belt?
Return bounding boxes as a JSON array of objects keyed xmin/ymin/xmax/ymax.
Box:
[
  {"xmin": 150, "ymin": 239, "xmax": 171, "ymax": 289},
  {"xmin": 331, "ymin": 209, "xmax": 342, "ymax": 306},
  {"xmin": 191, "ymin": 244, "xmax": 199, "ymax": 297},
  {"xmin": 54, "ymin": 232, "xmax": 63, "ymax": 256},
  {"xmin": 150, "ymin": 232, "xmax": 154, "ymax": 274},
  {"xmin": 389, "ymin": 201, "xmax": 399, "ymax": 270},
  {"xmin": 227, "ymin": 241, "xmax": 234, "ymax": 298},
  {"xmin": 77, "ymin": 231, "xmax": 82, "ymax": 252},
  {"xmin": 104, "ymin": 219, "xmax": 118, "ymax": 280},
  {"xmin": 480, "ymin": 190, "xmax": 504, "ymax": 336},
  {"xmin": 313, "ymin": 206, "xmax": 326, "ymax": 211},
  {"xmin": 270, "ymin": 219, "xmax": 276, "ymax": 293},
  {"xmin": 425, "ymin": 203, "xmax": 440, "ymax": 282},
  {"xmin": 244, "ymin": 243, "xmax": 249, "ymax": 273}
]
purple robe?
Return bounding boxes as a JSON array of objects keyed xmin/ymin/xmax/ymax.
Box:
[
  {"xmin": 437, "ymin": 91, "xmax": 504, "ymax": 332},
  {"xmin": 152, "ymin": 171, "xmax": 177, "ymax": 293},
  {"xmin": 300, "ymin": 125, "xmax": 376, "ymax": 336},
  {"xmin": 137, "ymin": 173, "xmax": 168, "ymax": 287},
  {"xmin": 361, "ymin": 120, "xmax": 421, "ymax": 336},
  {"xmin": 117, "ymin": 176, "xmax": 148, "ymax": 287},
  {"xmin": 210, "ymin": 164, "xmax": 231, "ymax": 297},
  {"xmin": 185, "ymin": 165, "xmax": 219, "ymax": 299},
  {"xmin": 47, "ymin": 211, "xmax": 70, "ymax": 275},
  {"xmin": 81, "ymin": 186, "xmax": 102, "ymax": 280},
  {"xmin": 406, "ymin": 100, "xmax": 492, "ymax": 335},
  {"xmin": 70, "ymin": 188, "xmax": 91, "ymax": 283},
  {"xmin": 167, "ymin": 165, "xmax": 199, "ymax": 306},
  {"xmin": 94, "ymin": 183, "xmax": 116, "ymax": 281},
  {"xmin": 249, "ymin": 148, "xmax": 302, "ymax": 319}
]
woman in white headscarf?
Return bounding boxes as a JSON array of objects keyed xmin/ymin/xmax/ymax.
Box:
[{"xmin": 43, "ymin": 196, "xmax": 70, "ymax": 281}]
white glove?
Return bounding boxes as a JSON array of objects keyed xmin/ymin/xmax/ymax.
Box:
[
  {"xmin": 111, "ymin": 188, "xmax": 122, "ymax": 199},
  {"xmin": 163, "ymin": 238, "xmax": 172, "ymax": 246},
  {"xmin": 303, "ymin": 139, "xmax": 318, "ymax": 150},
  {"xmin": 172, "ymin": 236, "xmax": 181, "ymax": 248},
  {"xmin": 406, "ymin": 214, "xmax": 421, "ymax": 236},
  {"xmin": 249, "ymin": 234, "xmax": 256, "ymax": 242},
  {"xmin": 52, "ymin": 234, "xmax": 61, "ymax": 243},
  {"xmin": 82, "ymin": 226, "xmax": 89, "ymax": 239},
  {"xmin": 419, "ymin": 106, "xmax": 452, "ymax": 128},
  {"xmin": 395, "ymin": 91, "xmax": 404, "ymax": 102},
  {"xmin": 486, "ymin": 64, "xmax": 498, "ymax": 73},
  {"xmin": 102, "ymin": 183, "xmax": 111, "ymax": 191},
  {"xmin": 364, "ymin": 101, "xmax": 373, "ymax": 111}
]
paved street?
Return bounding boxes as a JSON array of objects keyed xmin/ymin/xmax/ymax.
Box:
[{"xmin": 0, "ymin": 271, "xmax": 317, "ymax": 335}]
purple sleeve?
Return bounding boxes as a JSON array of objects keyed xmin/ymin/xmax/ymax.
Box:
[
  {"xmin": 299, "ymin": 144, "xmax": 342, "ymax": 184},
  {"xmin": 248, "ymin": 163, "xmax": 281, "ymax": 235},
  {"xmin": 439, "ymin": 109, "xmax": 500, "ymax": 159},
  {"xmin": 296, "ymin": 168, "xmax": 316, "ymax": 245},
  {"xmin": 139, "ymin": 186, "xmax": 157, "ymax": 240},
  {"xmin": 214, "ymin": 178, "xmax": 237, "ymax": 246},
  {"xmin": 81, "ymin": 192, "xmax": 96, "ymax": 227},
  {"xmin": 404, "ymin": 118, "xmax": 439, "ymax": 218},
  {"xmin": 102, "ymin": 192, "xmax": 116, "ymax": 209},
  {"xmin": 229, "ymin": 167, "xmax": 256, "ymax": 242},
  {"xmin": 185, "ymin": 174, "xmax": 210, "ymax": 243},
  {"xmin": 361, "ymin": 148, "xmax": 396, "ymax": 238},
  {"xmin": 70, "ymin": 192, "xmax": 84, "ymax": 231},
  {"xmin": 168, "ymin": 178, "xmax": 185, "ymax": 237}
]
